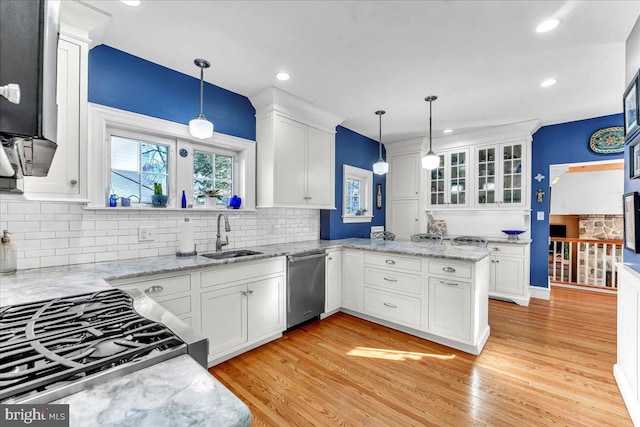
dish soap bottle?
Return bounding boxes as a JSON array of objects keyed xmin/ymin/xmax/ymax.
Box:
[{"xmin": 0, "ymin": 230, "xmax": 17, "ymax": 275}]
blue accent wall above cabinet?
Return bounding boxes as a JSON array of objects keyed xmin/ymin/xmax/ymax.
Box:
[
  {"xmin": 321, "ymin": 126, "xmax": 386, "ymax": 239},
  {"xmin": 530, "ymin": 113, "xmax": 624, "ymax": 288},
  {"xmin": 88, "ymin": 45, "xmax": 256, "ymax": 141}
]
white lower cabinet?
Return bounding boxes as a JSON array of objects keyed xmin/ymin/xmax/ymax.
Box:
[
  {"xmin": 325, "ymin": 248, "xmax": 342, "ymax": 314},
  {"xmin": 488, "ymin": 243, "xmax": 530, "ymax": 306},
  {"xmin": 200, "ymin": 257, "xmax": 286, "ymax": 366},
  {"xmin": 341, "ymin": 250, "xmax": 364, "ymax": 311},
  {"xmin": 428, "ymin": 277, "xmax": 471, "ymax": 340}
]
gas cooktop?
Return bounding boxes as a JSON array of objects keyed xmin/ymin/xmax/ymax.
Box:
[{"xmin": 0, "ymin": 289, "xmax": 202, "ymax": 404}]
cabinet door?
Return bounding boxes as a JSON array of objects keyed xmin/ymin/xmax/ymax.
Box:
[
  {"xmin": 428, "ymin": 277, "xmax": 471, "ymax": 340},
  {"xmin": 325, "ymin": 249, "xmax": 342, "ymax": 312},
  {"xmin": 341, "ymin": 250, "xmax": 364, "ymax": 312},
  {"xmin": 448, "ymin": 149, "xmax": 468, "ymax": 207},
  {"xmin": 390, "ymin": 153, "xmax": 420, "ymax": 198},
  {"xmin": 427, "ymin": 154, "xmax": 446, "ymax": 207},
  {"xmin": 389, "ymin": 199, "xmax": 419, "ymax": 241},
  {"xmin": 500, "ymin": 142, "xmax": 525, "ymax": 206},
  {"xmin": 274, "ymin": 116, "xmax": 307, "ymax": 205},
  {"xmin": 306, "ymin": 126, "xmax": 334, "ymax": 207},
  {"xmin": 248, "ymin": 276, "xmax": 284, "ymax": 340},
  {"xmin": 24, "ymin": 38, "xmax": 81, "ymax": 196},
  {"xmin": 476, "ymin": 145, "xmax": 497, "ymax": 206},
  {"xmin": 201, "ymin": 284, "xmax": 247, "ymax": 357},
  {"xmin": 494, "ymin": 255, "xmax": 524, "ymax": 295}
]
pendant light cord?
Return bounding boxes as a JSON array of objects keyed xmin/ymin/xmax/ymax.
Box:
[
  {"xmin": 429, "ymin": 99, "xmax": 432, "ymax": 151},
  {"xmin": 199, "ymin": 67, "xmax": 204, "ymax": 116},
  {"xmin": 379, "ymin": 113, "xmax": 382, "ymax": 159}
]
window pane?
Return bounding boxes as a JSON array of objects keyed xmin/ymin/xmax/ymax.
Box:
[
  {"xmin": 111, "ymin": 136, "xmax": 138, "ymax": 171},
  {"xmin": 141, "ymin": 143, "xmax": 168, "ymax": 174},
  {"xmin": 111, "ymin": 170, "xmax": 140, "ymax": 199},
  {"xmin": 346, "ymin": 178, "xmax": 362, "ymax": 214},
  {"xmin": 194, "ymin": 150, "xmax": 234, "ymax": 206}
]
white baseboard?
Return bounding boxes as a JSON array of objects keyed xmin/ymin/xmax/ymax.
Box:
[
  {"xmin": 614, "ymin": 363, "xmax": 640, "ymax": 425},
  {"xmin": 530, "ymin": 285, "xmax": 550, "ymax": 300}
]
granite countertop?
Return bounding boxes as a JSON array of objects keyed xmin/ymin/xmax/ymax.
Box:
[{"xmin": 53, "ymin": 355, "xmax": 251, "ymax": 427}]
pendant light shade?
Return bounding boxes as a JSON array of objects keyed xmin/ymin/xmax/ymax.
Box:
[
  {"xmin": 373, "ymin": 110, "xmax": 388, "ymax": 175},
  {"xmin": 422, "ymin": 96, "xmax": 440, "ymax": 170},
  {"xmin": 189, "ymin": 59, "xmax": 214, "ymax": 139}
]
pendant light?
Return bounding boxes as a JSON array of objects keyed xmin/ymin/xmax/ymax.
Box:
[
  {"xmin": 189, "ymin": 59, "xmax": 214, "ymax": 139},
  {"xmin": 422, "ymin": 95, "xmax": 440, "ymax": 170},
  {"xmin": 372, "ymin": 110, "xmax": 389, "ymax": 175}
]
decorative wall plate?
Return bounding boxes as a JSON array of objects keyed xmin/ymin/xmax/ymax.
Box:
[{"xmin": 589, "ymin": 127, "xmax": 624, "ymax": 154}]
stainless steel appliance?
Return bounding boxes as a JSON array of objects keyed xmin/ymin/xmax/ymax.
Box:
[
  {"xmin": 0, "ymin": 0, "xmax": 59, "ymax": 188},
  {"xmin": 0, "ymin": 288, "xmax": 208, "ymax": 404},
  {"xmin": 287, "ymin": 251, "xmax": 326, "ymax": 329}
]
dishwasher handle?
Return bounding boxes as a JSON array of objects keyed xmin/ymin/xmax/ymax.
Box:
[{"xmin": 288, "ymin": 252, "xmax": 326, "ymax": 263}]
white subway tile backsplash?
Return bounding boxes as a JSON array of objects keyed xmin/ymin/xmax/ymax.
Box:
[{"xmin": 1, "ymin": 199, "xmax": 320, "ymax": 270}]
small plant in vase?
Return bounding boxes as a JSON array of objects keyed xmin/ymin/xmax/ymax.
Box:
[
  {"xmin": 151, "ymin": 183, "xmax": 168, "ymax": 207},
  {"xmin": 196, "ymin": 189, "xmax": 223, "ymax": 208}
]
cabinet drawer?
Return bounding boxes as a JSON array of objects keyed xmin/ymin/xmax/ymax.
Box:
[
  {"xmin": 157, "ymin": 295, "xmax": 191, "ymax": 316},
  {"xmin": 363, "ymin": 287, "xmax": 421, "ymax": 328},
  {"xmin": 428, "ymin": 260, "xmax": 472, "ymax": 279},
  {"xmin": 364, "ymin": 252, "xmax": 422, "ymax": 272},
  {"xmin": 119, "ymin": 274, "xmax": 191, "ymax": 298},
  {"xmin": 364, "ymin": 267, "xmax": 422, "ymax": 294},
  {"xmin": 201, "ymin": 258, "xmax": 285, "ymax": 289},
  {"xmin": 489, "ymin": 244, "xmax": 525, "ymax": 256}
]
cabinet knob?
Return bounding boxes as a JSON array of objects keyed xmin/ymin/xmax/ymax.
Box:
[
  {"xmin": 307, "ymin": 196, "xmax": 312, "ymax": 200},
  {"xmin": 495, "ymin": 260, "xmax": 500, "ymax": 263},
  {"xmin": 144, "ymin": 285, "xmax": 164, "ymax": 294},
  {"xmin": 415, "ymin": 218, "xmax": 418, "ymax": 221},
  {"xmin": 492, "ymin": 247, "xmax": 501, "ymax": 251},
  {"xmin": 328, "ymin": 257, "xmax": 332, "ymax": 260},
  {"xmin": 242, "ymin": 290, "xmax": 249, "ymax": 296},
  {"xmin": 70, "ymin": 179, "xmax": 78, "ymax": 185}
]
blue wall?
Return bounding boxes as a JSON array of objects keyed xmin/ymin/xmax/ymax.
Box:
[
  {"xmin": 320, "ymin": 126, "xmax": 386, "ymax": 239},
  {"xmin": 88, "ymin": 45, "xmax": 256, "ymax": 141},
  {"xmin": 530, "ymin": 113, "xmax": 624, "ymax": 288}
]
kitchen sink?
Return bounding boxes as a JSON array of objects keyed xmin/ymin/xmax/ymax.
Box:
[{"xmin": 201, "ymin": 250, "xmax": 263, "ymax": 260}]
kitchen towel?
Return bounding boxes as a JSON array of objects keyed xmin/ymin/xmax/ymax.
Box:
[{"xmin": 179, "ymin": 218, "xmax": 195, "ymax": 254}]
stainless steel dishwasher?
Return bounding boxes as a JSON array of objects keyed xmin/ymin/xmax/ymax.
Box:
[{"xmin": 287, "ymin": 251, "xmax": 326, "ymax": 329}]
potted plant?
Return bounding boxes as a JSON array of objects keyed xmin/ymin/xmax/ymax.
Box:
[
  {"xmin": 196, "ymin": 188, "xmax": 223, "ymax": 208},
  {"xmin": 151, "ymin": 183, "xmax": 168, "ymax": 207}
]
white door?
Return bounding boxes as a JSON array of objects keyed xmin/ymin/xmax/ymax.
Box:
[
  {"xmin": 274, "ymin": 116, "xmax": 307, "ymax": 205},
  {"xmin": 306, "ymin": 126, "xmax": 334, "ymax": 207},
  {"xmin": 389, "ymin": 199, "xmax": 420, "ymax": 240},
  {"xmin": 341, "ymin": 250, "xmax": 364, "ymax": 311},
  {"xmin": 201, "ymin": 284, "xmax": 247, "ymax": 357},
  {"xmin": 494, "ymin": 256, "xmax": 524, "ymax": 295},
  {"xmin": 390, "ymin": 153, "xmax": 420, "ymax": 198},
  {"xmin": 325, "ymin": 249, "xmax": 341, "ymax": 312},
  {"xmin": 248, "ymin": 276, "xmax": 284, "ymax": 340},
  {"xmin": 428, "ymin": 277, "xmax": 471, "ymax": 340}
]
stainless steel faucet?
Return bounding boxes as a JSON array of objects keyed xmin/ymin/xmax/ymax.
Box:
[{"xmin": 216, "ymin": 213, "xmax": 231, "ymax": 251}]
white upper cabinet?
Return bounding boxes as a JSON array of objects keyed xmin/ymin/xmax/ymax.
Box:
[
  {"xmin": 390, "ymin": 152, "xmax": 420, "ymax": 199},
  {"xmin": 250, "ymin": 87, "xmax": 344, "ymax": 209},
  {"xmin": 475, "ymin": 141, "xmax": 526, "ymax": 207},
  {"xmin": 426, "ymin": 148, "xmax": 469, "ymax": 208}
]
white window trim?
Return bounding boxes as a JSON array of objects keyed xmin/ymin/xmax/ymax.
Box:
[
  {"xmin": 342, "ymin": 164, "xmax": 373, "ymax": 223},
  {"xmin": 87, "ymin": 103, "xmax": 256, "ymax": 210}
]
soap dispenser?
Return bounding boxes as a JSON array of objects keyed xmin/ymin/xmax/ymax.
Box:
[{"xmin": 0, "ymin": 230, "xmax": 17, "ymax": 275}]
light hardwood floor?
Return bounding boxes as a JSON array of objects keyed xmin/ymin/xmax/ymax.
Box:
[{"xmin": 210, "ymin": 287, "xmax": 630, "ymax": 426}]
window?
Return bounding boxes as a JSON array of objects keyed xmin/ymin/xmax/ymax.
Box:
[
  {"xmin": 110, "ymin": 134, "xmax": 170, "ymax": 204},
  {"xmin": 343, "ymin": 164, "xmax": 373, "ymax": 223},
  {"xmin": 193, "ymin": 150, "xmax": 234, "ymax": 205}
]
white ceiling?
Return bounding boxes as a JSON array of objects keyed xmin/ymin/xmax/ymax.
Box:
[{"xmin": 83, "ymin": 0, "xmax": 640, "ymax": 143}]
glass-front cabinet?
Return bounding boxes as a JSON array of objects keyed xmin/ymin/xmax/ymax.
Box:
[
  {"xmin": 475, "ymin": 142, "xmax": 525, "ymax": 207},
  {"xmin": 427, "ymin": 149, "xmax": 469, "ymax": 208}
]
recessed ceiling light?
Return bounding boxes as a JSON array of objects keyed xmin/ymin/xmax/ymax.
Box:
[
  {"xmin": 276, "ymin": 72, "xmax": 290, "ymax": 81},
  {"xmin": 536, "ymin": 18, "xmax": 561, "ymax": 33},
  {"xmin": 443, "ymin": 129, "xmax": 453, "ymax": 134},
  {"xmin": 540, "ymin": 78, "xmax": 558, "ymax": 88},
  {"xmin": 121, "ymin": 0, "xmax": 140, "ymax": 6}
]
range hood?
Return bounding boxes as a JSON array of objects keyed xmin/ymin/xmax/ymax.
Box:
[{"xmin": 0, "ymin": 0, "xmax": 59, "ymax": 187}]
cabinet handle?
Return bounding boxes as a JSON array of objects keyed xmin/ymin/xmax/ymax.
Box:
[
  {"xmin": 242, "ymin": 290, "xmax": 249, "ymax": 296},
  {"xmin": 492, "ymin": 247, "xmax": 501, "ymax": 251},
  {"xmin": 144, "ymin": 285, "xmax": 164, "ymax": 294},
  {"xmin": 70, "ymin": 179, "xmax": 78, "ymax": 185},
  {"xmin": 385, "ymin": 260, "xmax": 396, "ymax": 265},
  {"xmin": 383, "ymin": 277, "xmax": 398, "ymax": 282},
  {"xmin": 383, "ymin": 302, "xmax": 397, "ymax": 308},
  {"xmin": 440, "ymin": 281, "xmax": 459, "ymax": 287},
  {"xmin": 442, "ymin": 266, "xmax": 456, "ymax": 273}
]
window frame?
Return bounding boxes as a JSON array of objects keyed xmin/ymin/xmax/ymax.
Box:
[
  {"xmin": 88, "ymin": 104, "xmax": 256, "ymax": 210},
  {"xmin": 342, "ymin": 164, "xmax": 373, "ymax": 223}
]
